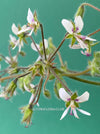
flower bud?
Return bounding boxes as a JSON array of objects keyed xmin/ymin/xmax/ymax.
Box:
[
  {"xmin": 88, "ymin": 51, "xmax": 100, "ymax": 76},
  {"xmin": 8, "ymin": 68, "xmax": 19, "ymax": 75},
  {"xmin": 20, "ymin": 105, "xmax": 33, "ymax": 126},
  {"xmin": 75, "ymin": 5, "xmax": 85, "ymax": 18},
  {"xmin": 43, "ymin": 89, "xmax": 51, "ymax": 99},
  {"xmin": 6, "ymin": 81, "xmax": 17, "ymax": 97},
  {"xmin": 19, "ymin": 51, "xmax": 26, "ymax": 57}
]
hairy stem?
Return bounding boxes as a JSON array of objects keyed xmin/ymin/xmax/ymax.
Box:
[
  {"xmin": 33, "ymin": 77, "xmax": 43, "ymax": 105},
  {"xmin": 30, "ymin": 36, "xmax": 42, "ymax": 58},
  {"xmin": 68, "ymin": 76, "xmax": 100, "ymax": 85},
  {"xmin": 0, "ymin": 54, "xmax": 11, "ymax": 64},
  {"xmin": 48, "ymin": 34, "xmax": 67, "ymax": 62},
  {"xmin": 50, "ymin": 67, "xmax": 72, "ymax": 95},
  {"xmin": 30, "ymin": 77, "xmax": 43, "ymax": 106},
  {"xmin": 40, "ymin": 23, "xmax": 47, "ymax": 60},
  {"xmin": 0, "ymin": 72, "xmax": 31, "ymax": 81},
  {"xmin": 43, "ymin": 70, "xmax": 50, "ymax": 90},
  {"xmin": 52, "ymin": 45, "xmax": 64, "ymax": 66},
  {"xmin": 82, "ymin": 3, "xmax": 100, "ymax": 12},
  {"xmin": 88, "ymin": 29, "xmax": 100, "ymax": 37}
]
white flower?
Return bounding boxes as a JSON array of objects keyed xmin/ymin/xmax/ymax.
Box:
[
  {"xmin": 62, "ymin": 16, "xmax": 96, "ymax": 49},
  {"xmin": 24, "ymin": 83, "xmax": 39, "ymax": 106},
  {"xmin": 12, "ymin": 24, "xmax": 27, "ymax": 52},
  {"xmin": 18, "ymin": 8, "xmax": 38, "ymax": 36},
  {"xmin": 9, "ymin": 34, "xmax": 18, "ymax": 49},
  {"xmin": 59, "ymin": 88, "xmax": 91, "ymax": 120},
  {"xmin": 5, "ymin": 55, "xmax": 17, "ymax": 65}
]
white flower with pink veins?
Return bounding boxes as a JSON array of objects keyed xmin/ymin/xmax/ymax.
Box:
[
  {"xmin": 62, "ymin": 16, "xmax": 96, "ymax": 50},
  {"xmin": 59, "ymin": 88, "xmax": 91, "ymax": 120}
]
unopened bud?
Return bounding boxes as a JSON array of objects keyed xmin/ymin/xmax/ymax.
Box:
[
  {"xmin": 20, "ymin": 105, "xmax": 33, "ymax": 126},
  {"xmin": 75, "ymin": 5, "xmax": 85, "ymax": 18},
  {"xmin": 6, "ymin": 81, "xmax": 17, "ymax": 97},
  {"xmin": 43, "ymin": 89, "xmax": 51, "ymax": 99}
]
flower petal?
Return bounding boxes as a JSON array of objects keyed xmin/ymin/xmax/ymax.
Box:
[
  {"xmin": 44, "ymin": 39, "xmax": 48, "ymax": 49},
  {"xmin": 30, "ymin": 83, "xmax": 35, "ymax": 88},
  {"xmin": 18, "ymin": 27, "xmax": 31, "ymax": 35},
  {"xmin": 74, "ymin": 16, "xmax": 83, "ymax": 33},
  {"xmin": 81, "ymin": 50, "xmax": 91, "ymax": 56},
  {"xmin": 85, "ymin": 36, "xmax": 96, "ymax": 41},
  {"xmin": 73, "ymin": 109, "xmax": 79, "ymax": 119},
  {"xmin": 61, "ymin": 19, "xmax": 74, "ymax": 34},
  {"xmin": 31, "ymin": 42, "xmax": 40, "ymax": 51},
  {"xmin": 24, "ymin": 83, "xmax": 30, "ymax": 92},
  {"xmin": 5, "ymin": 56, "xmax": 11, "ymax": 64},
  {"xmin": 27, "ymin": 8, "xmax": 34, "ymax": 24},
  {"xmin": 75, "ymin": 37, "xmax": 88, "ymax": 49},
  {"xmin": 28, "ymin": 29, "xmax": 34, "ymax": 36},
  {"xmin": 12, "ymin": 23, "xmax": 18, "ymax": 35},
  {"xmin": 77, "ymin": 108, "xmax": 91, "ymax": 116},
  {"xmin": 77, "ymin": 91, "xmax": 89, "ymax": 103},
  {"xmin": 59, "ymin": 88, "xmax": 71, "ymax": 102},
  {"xmin": 60, "ymin": 107, "xmax": 70, "ymax": 120},
  {"xmin": 36, "ymin": 56, "xmax": 41, "ymax": 62},
  {"xmin": 69, "ymin": 44, "xmax": 81, "ymax": 49},
  {"xmin": 29, "ymin": 94, "xmax": 34, "ymax": 104}
]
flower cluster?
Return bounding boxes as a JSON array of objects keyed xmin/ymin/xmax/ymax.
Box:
[{"xmin": 0, "ymin": 3, "xmax": 100, "ymax": 127}]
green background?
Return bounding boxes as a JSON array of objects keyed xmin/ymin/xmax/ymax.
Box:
[{"xmin": 0, "ymin": 0, "xmax": 100, "ymax": 134}]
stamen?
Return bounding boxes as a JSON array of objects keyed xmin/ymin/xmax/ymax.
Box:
[{"xmin": 69, "ymin": 108, "xmax": 74, "ymax": 115}]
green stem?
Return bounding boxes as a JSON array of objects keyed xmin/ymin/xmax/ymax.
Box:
[
  {"xmin": 55, "ymin": 68, "xmax": 91, "ymax": 77},
  {"xmin": 68, "ymin": 76, "xmax": 100, "ymax": 85},
  {"xmin": 40, "ymin": 23, "xmax": 47, "ymax": 60},
  {"xmin": 55, "ymin": 68, "xmax": 100, "ymax": 85}
]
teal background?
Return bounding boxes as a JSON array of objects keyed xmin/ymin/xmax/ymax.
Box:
[{"xmin": 0, "ymin": 0, "xmax": 100, "ymax": 134}]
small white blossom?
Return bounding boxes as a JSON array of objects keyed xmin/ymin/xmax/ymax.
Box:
[
  {"xmin": 12, "ymin": 24, "xmax": 27, "ymax": 52},
  {"xmin": 18, "ymin": 8, "xmax": 38, "ymax": 36},
  {"xmin": 62, "ymin": 16, "xmax": 96, "ymax": 50},
  {"xmin": 5, "ymin": 55, "xmax": 17, "ymax": 64},
  {"xmin": 59, "ymin": 88, "xmax": 91, "ymax": 120}
]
